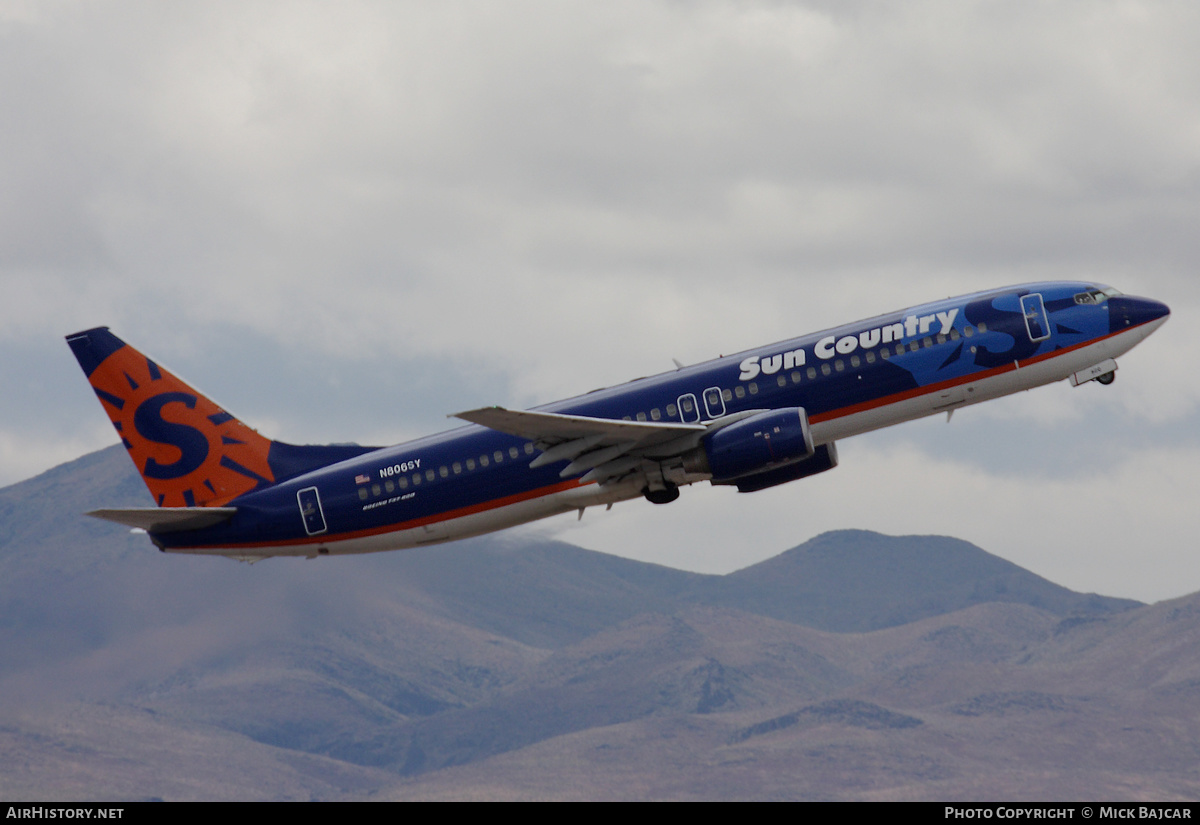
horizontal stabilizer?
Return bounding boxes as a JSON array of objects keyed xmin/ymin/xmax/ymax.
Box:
[{"xmin": 87, "ymin": 507, "xmax": 237, "ymax": 533}]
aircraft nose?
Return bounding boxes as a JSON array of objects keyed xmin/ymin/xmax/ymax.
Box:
[{"xmin": 1108, "ymin": 295, "xmax": 1170, "ymax": 334}]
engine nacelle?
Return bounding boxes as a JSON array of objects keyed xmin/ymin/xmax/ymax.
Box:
[
  {"xmin": 682, "ymin": 407, "xmax": 814, "ymax": 483},
  {"xmin": 727, "ymin": 442, "xmax": 838, "ymax": 492}
]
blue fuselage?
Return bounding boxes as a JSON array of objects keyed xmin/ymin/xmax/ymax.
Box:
[{"xmin": 157, "ymin": 281, "xmax": 1169, "ymax": 557}]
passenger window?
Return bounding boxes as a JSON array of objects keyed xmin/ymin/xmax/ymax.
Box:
[
  {"xmin": 704, "ymin": 387, "xmax": 726, "ymax": 418},
  {"xmin": 494, "ymin": 450, "xmax": 503, "ymax": 463},
  {"xmin": 734, "ymin": 386, "xmax": 745, "ymax": 399},
  {"xmin": 440, "ymin": 466, "xmax": 449, "ymax": 478},
  {"xmin": 509, "ymin": 446, "xmax": 519, "ymax": 459},
  {"xmin": 977, "ymin": 322, "xmax": 987, "ymax": 333},
  {"xmin": 748, "ymin": 382, "xmax": 758, "ymax": 395},
  {"xmin": 667, "ymin": 403, "xmax": 678, "ymax": 416},
  {"xmin": 398, "ymin": 477, "xmax": 408, "ymax": 489},
  {"xmin": 413, "ymin": 474, "xmax": 422, "ymax": 485},
  {"xmin": 466, "ymin": 458, "xmax": 476, "ymax": 471},
  {"xmin": 650, "ymin": 408, "xmax": 661, "ymax": 421},
  {"xmin": 850, "ymin": 355, "xmax": 860, "ymax": 368},
  {"xmin": 835, "ymin": 360, "xmax": 844, "ymax": 372},
  {"xmin": 807, "ymin": 367, "xmax": 817, "ymax": 379},
  {"xmin": 425, "ymin": 469, "xmax": 435, "ymax": 482},
  {"xmin": 677, "ymin": 393, "xmax": 701, "ymax": 423},
  {"xmin": 636, "ymin": 412, "xmax": 647, "ymax": 422},
  {"xmin": 453, "ymin": 462, "xmax": 462, "ymax": 474},
  {"xmin": 358, "ymin": 488, "xmax": 368, "ymax": 501},
  {"xmin": 777, "ymin": 375, "xmax": 787, "ymax": 387},
  {"xmin": 881, "ymin": 348, "xmax": 890, "ymax": 360},
  {"xmin": 385, "ymin": 480, "xmax": 394, "ymax": 493},
  {"xmin": 865, "ymin": 351, "xmax": 876, "ymax": 364},
  {"xmin": 821, "ymin": 363, "xmax": 831, "ymax": 376},
  {"xmin": 950, "ymin": 328, "xmax": 960, "ymax": 341},
  {"xmin": 524, "ymin": 443, "xmax": 534, "ymax": 455},
  {"xmin": 480, "ymin": 455, "xmax": 489, "ymax": 467},
  {"xmin": 723, "ymin": 388, "xmax": 733, "ymax": 401},
  {"xmin": 791, "ymin": 371, "xmax": 801, "ymax": 384},
  {"xmin": 372, "ymin": 484, "xmax": 381, "ymax": 497}
]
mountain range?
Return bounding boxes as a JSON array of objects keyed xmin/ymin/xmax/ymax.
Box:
[{"xmin": 1, "ymin": 446, "xmax": 1193, "ymax": 801}]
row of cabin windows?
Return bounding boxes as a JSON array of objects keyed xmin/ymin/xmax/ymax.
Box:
[
  {"xmin": 618, "ymin": 323, "xmax": 987, "ymax": 424},
  {"xmin": 359, "ymin": 323, "xmax": 989, "ymax": 500},
  {"xmin": 359, "ymin": 442, "xmax": 537, "ymax": 500}
]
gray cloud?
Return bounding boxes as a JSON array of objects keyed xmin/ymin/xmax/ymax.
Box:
[{"xmin": 2, "ymin": 1, "xmax": 1196, "ymax": 599}]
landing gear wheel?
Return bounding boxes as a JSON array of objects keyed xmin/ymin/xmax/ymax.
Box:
[
  {"xmin": 642, "ymin": 483, "xmax": 680, "ymax": 504},
  {"xmin": 1097, "ymin": 371, "xmax": 1115, "ymax": 385}
]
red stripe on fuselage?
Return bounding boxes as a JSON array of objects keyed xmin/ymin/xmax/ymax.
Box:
[
  {"xmin": 810, "ymin": 323, "xmax": 1128, "ymax": 424},
  {"xmin": 173, "ymin": 477, "xmax": 588, "ymax": 550},
  {"xmin": 178, "ymin": 321, "xmax": 1143, "ymax": 551}
]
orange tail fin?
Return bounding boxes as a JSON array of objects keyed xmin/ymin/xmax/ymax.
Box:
[{"xmin": 66, "ymin": 327, "xmax": 276, "ymax": 507}]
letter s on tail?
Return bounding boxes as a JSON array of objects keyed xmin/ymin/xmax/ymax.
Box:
[{"xmin": 66, "ymin": 327, "xmax": 277, "ymax": 507}]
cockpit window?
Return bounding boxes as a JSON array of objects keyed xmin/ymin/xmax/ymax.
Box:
[{"xmin": 1075, "ymin": 287, "xmax": 1120, "ymax": 305}]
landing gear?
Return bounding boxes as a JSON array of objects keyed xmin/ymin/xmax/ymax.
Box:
[
  {"xmin": 1097, "ymin": 371, "xmax": 1115, "ymax": 385},
  {"xmin": 642, "ymin": 482, "xmax": 680, "ymax": 504}
]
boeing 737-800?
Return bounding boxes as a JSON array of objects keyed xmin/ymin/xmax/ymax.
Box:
[{"xmin": 68, "ymin": 282, "xmax": 1168, "ymax": 561}]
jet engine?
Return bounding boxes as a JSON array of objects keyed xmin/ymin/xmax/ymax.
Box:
[
  {"xmin": 725, "ymin": 442, "xmax": 838, "ymax": 492},
  {"xmin": 680, "ymin": 407, "xmax": 815, "ymax": 484}
]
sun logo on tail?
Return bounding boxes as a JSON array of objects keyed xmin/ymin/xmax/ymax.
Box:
[{"xmin": 71, "ymin": 330, "xmax": 276, "ymax": 507}]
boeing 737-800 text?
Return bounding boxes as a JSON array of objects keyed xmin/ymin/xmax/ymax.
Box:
[{"xmin": 68, "ymin": 282, "xmax": 1168, "ymax": 561}]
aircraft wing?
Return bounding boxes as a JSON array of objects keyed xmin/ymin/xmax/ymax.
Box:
[
  {"xmin": 452, "ymin": 405, "xmax": 759, "ymax": 484},
  {"xmin": 87, "ymin": 507, "xmax": 238, "ymax": 533},
  {"xmin": 452, "ymin": 406, "xmax": 703, "ymax": 443}
]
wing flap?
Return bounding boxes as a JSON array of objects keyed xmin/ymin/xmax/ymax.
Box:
[
  {"xmin": 454, "ymin": 405, "xmax": 778, "ymax": 487},
  {"xmin": 453, "ymin": 406, "xmax": 716, "ymax": 486},
  {"xmin": 451, "ymin": 406, "xmax": 705, "ymax": 445},
  {"xmin": 87, "ymin": 507, "xmax": 237, "ymax": 533}
]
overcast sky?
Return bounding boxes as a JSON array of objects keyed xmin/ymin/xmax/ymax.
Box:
[{"xmin": 2, "ymin": 1, "xmax": 1197, "ymax": 602}]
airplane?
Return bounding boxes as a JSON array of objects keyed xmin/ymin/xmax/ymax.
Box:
[{"xmin": 67, "ymin": 282, "xmax": 1169, "ymax": 562}]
